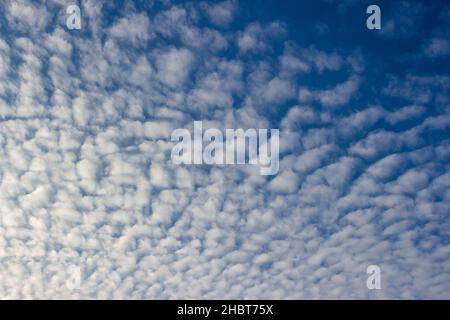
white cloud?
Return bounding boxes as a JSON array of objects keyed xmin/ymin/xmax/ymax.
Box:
[
  {"xmin": 109, "ymin": 13, "xmax": 152, "ymax": 46},
  {"xmin": 237, "ymin": 22, "xmax": 286, "ymax": 53}
]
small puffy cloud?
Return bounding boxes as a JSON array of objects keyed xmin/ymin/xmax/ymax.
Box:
[
  {"xmin": 149, "ymin": 163, "xmax": 172, "ymax": 189},
  {"xmin": 299, "ymin": 47, "xmax": 343, "ymax": 73},
  {"xmin": 386, "ymin": 105, "xmax": 425, "ymax": 124},
  {"xmin": 268, "ymin": 170, "xmax": 299, "ymax": 193},
  {"xmin": 237, "ymin": 22, "xmax": 286, "ymax": 53},
  {"xmin": 424, "ymin": 38, "xmax": 450, "ymax": 57},
  {"xmin": 388, "ymin": 169, "xmax": 430, "ymax": 194},
  {"xmin": 109, "ymin": 13, "xmax": 152, "ymax": 46},
  {"xmin": 6, "ymin": 0, "xmax": 51, "ymax": 32},
  {"xmin": 155, "ymin": 47, "xmax": 195, "ymax": 88},
  {"xmin": 203, "ymin": 1, "xmax": 237, "ymax": 27}
]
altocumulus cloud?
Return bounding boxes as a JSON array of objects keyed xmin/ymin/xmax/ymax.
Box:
[{"xmin": 0, "ymin": 0, "xmax": 449, "ymax": 299}]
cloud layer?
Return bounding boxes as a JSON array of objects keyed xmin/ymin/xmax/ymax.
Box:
[{"xmin": 0, "ymin": 0, "xmax": 449, "ymax": 299}]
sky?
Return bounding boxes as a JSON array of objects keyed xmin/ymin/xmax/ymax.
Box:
[{"xmin": 0, "ymin": 0, "xmax": 449, "ymax": 299}]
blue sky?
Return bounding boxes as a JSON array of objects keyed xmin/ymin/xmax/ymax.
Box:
[{"xmin": 0, "ymin": 0, "xmax": 449, "ymax": 299}]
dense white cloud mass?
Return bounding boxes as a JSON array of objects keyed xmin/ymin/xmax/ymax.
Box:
[{"xmin": 0, "ymin": 0, "xmax": 449, "ymax": 299}]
